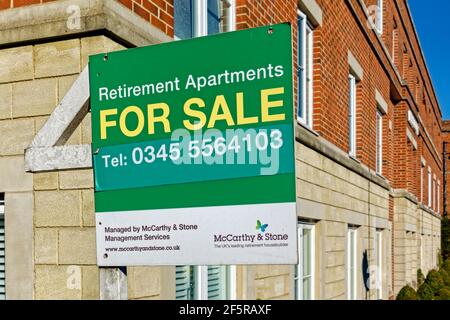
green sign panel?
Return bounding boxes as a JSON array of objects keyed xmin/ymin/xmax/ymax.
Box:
[{"xmin": 90, "ymin": 24, "xmax": 298, "ymax": 266}]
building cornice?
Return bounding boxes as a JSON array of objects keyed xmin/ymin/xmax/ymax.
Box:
[
  {"xmin": 296, "ymin": 123, "xmax": 391, "ymax": 191},
  {"xmin": 0, "ymin": 0, "xmax": 171, "ymax": 49}
]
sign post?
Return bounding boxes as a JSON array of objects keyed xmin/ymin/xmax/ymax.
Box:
[{"xmin": 90, "ymin": 23, "xmax": 298, "ymax": 266}]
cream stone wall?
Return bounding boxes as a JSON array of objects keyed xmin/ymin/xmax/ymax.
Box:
[
  {"xmin": 296, "ymin": 141, "xmax": 392, "ymax": 300},
  {"xmin": 0, "ymin": 35, "xmax": 158, "ymax": 300},
  {"xmin": 247, "ymin": 141, "xmax": 393, "ymax": 300},
  {"xmin": 393, "ymin": 196, "xmax": 441, "ymax": 295}
]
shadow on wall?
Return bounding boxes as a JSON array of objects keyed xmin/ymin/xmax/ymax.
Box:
[{"xmin": 362, "ymin": 250, "xmax": 370, "ymax": 299}]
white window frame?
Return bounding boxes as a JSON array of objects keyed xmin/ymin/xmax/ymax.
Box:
[
  {"xmin": 376, "ymin": 0, "xmax": 383, "ymax": 34},
  {"xmin": 375, "ymin": 230, "xmax": 383, "ymax": 300},
  {"xmin": 420, "ymin": 234, "xmax": 424, "ymax": 271},
  {"xmin": 433, "ymin": 176, "xmax": 436, "ymax": 212},
  {"xmin": 420, "ymin": 163, "xmax": 424, "ymax": 203},
  {"xmin": 295, "ymin": 223, "xmax": 315, "ymax": 300},
  {"xmin": 437, "ymin": 180, "xmax": 441, "ymax": 214},
  {"xmin": 297, "ymin": 10, "xmax": 314, "ymax": 128},
  {"xmin": 347, "ymin": 226, "xmax": 357, "ymax": 300},
  {"xmin": 428, "ymin": 167, "xmax": 432, "ymax": 208},
  {"xmin": 175, "ymin": 0, "xmax": 236, "ymax": 39},
  {"xmin": 376, "ymin": 110, "xmax": 383, "ymax": 175},
  {"xmin": 194, "ymin": 265, "xmax": 237, "ymax": 300},
  {"xmin": 197, "ymin": 0, "xmax": 236, "ymax": 36},
  {"xmin": 348, "ymin": 74, "xmax": 357, "ymax": 157}
]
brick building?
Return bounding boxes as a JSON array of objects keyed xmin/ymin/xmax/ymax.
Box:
[
  {"xmin": 441, "ymin": 121, "xmax": 450, "ymax": 218},
  {"xmin": 0, "ymin": 0, "xmax": 444, "ymax": 300}
]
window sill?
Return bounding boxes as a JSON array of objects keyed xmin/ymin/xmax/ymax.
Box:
[
  {"xmin": 376, "ymin": 172, "xmax": 386, "ymax": 180},
  {"xmin": 297, "ymin": 121, "xmax": 319, "ymax": 137},
  {"xmin": 349, "ymin": 154, "xmax": 360, "ymax": 164}
]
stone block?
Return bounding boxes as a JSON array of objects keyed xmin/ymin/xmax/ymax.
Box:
[
  {"xmin": 4, "ymin": 192, "xmax": 33, "ymax": 299},
  {"xmin": 12, "ymin": 78, "xmax": 57, "ymax": 117},
  {"xmin": 82, "ymin": 189, "xmax": 95, "ymax": 227},
  {"xmin": 325, "ymin": 236, "xmax": 345, "ymax": 252},
  {"xmin": 82, "ymin": 266, "xmax": 100, "ymax": 300},
  {"xmin": 81, "ymin": 35, "xmax": 125, "ymax": 67},
  {"xmin": 81, "ymin": 112, "xmax": 92, "ymax": 144},
  {"xmin": 0, "ymin": 156, "xmax": 33, "ymax": 192},
  {"xmin": 324, "ymin": 265, "xmax": 346, "ymax": 283},
  {"xmin": 0, "ymin": 118, "xmax": 34, "ymax": 156},
  {"xmin": 255, "ymin": 275, "xmax": 289, "ymax": 300},
  {"xmin": 0, "ymin": 84, "xmax": 12, "ymax": 119},
  {"xmin": 326, "ymin": 251, "xmax": 346, "ymax": 268},
  {"xmin": 35, "ymin": 265, "xmax": 81, "ymax": 299},
  {"xmin": 324, "ymin": 280, "xmax": 345, "ymax": 299},
  {"xmin": 35, "ymin": 228, "xmax": 58, "ymax": 264},
  {"xmin": 58, "ymin": 228, "xmax": 96, "ymax": 265},
  {"xmin": 254, "ymin": 265, "xmax": 290, "ymax": 280},
  {"xmin": 35, "ymin": 190, "xmax": 80, "ymax": 227},
  {"xmin": 34, "ymin": 39, "xmax": 81, "ymax": 78},
  {"xmin": 0, "ymin": 46, "xmax": 33, "ymax": 83},
  {"xmin": 58, "ymin": 74, "xmax": 79, "ymax": 101},
  {"xmin": 59, "ymin": 169, "xmax": 94, "ymax": 189},
  {"xmin": 34, "ymin": 172, "xmax": 58, "ymax": 190},
  {"xmin": 127, "ymin": 267, "xmax": 161, "ymax": 299},
  {"xmin": 325, "ymin": 221, "xmax": 345, "ymax": 237},
  {"xmin": 296, "ymin": 144, "xmax": 323, "ymax": 169}
]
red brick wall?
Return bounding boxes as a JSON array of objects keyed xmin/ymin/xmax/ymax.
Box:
[
  {"xmin": 235, "ymin": 0, "xmax": 443, "ymax": 212},
  {"xmin": 0, "ymin": 0, "xmax": 61, "ymax": 9},
  {"xmin": 442, "ymin": 122, "xmax": 450, "ymax": 217},
  {"xmin": 118, "ymin": 0, "xmax": 174, "ymax": 37},
  {"xmin": 389, "ymin": 0, "xmax": 443, "ymax": 211}
]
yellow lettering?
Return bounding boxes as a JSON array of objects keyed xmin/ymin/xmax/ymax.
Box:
[
  {"xmin": 100, "ymin": 109, "xmax": 118, "ymax": 140},
  {"xmin": 183, "ymin": 98, "xmax": 207, "ymax": 130},
  {"xmin": 236, "ymin": 92, "xmax": 258, "ymax": 125},
  {"xmin": 147, "ymin": 103, "xmax": 171, "ymax": 134},
  {"xmin": 208, "ymin": 95, "xmax": 235, "ymax": 128},
  {"xmin": 261, "ymin": 87, "xmax": 285, "ymax": 123},
  {"xmin": 119, "ymin": 106, "xmax": 145, "ymax": 137}
]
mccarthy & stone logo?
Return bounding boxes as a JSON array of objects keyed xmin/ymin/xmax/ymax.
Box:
[
  {"xmin": 256, "ymin": 220, "xmax": 269, "ymax": 233},
  {"xmin": 213, "ymin": 220, "xmax": 289, "ymax": 245}
]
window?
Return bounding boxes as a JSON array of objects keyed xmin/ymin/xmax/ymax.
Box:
[
  {"xmin": 375, "ymin": 230, "xmax": 383, "ymax": 300},
  {"xmin": 428, "ymin": 167, "xmax": 432, "ymax": 207},
  {"xmin": 420, "ymin": 234, "xmax": 424, "ymax": 271},
  {"xmin": 295, "ymin": 223, "xmax": 315, "ymax": 300},
  {"xmin": 438, "ymin": 180, "xmax": 441, "ymax": 214},
  {"xmin": 297, "ymin": 10, "xmax": 314, "ymax": 127},
  {"xmin": 433, "ymin": 177, "xmax": 436, "ymax": 211},
  {"xmin": 174, "ymin": 0, "xmax": 194, "ymax": 39},
  {"xmin": 376, "ymin": 0, "xmax": 383, "ymax": 34},
  {"xmin": 348, "ymin": 74, "xmax": 357, "ymax": 157},
  {"xmin": 174, "ymin": 0, "xmax": 235, "ymax": 39},
  {"xmin": 347, "ymin": 227, "xmax": 358, "ymax": 299},
  {"xmin": 376, "ymin": 110, "xmax": 383, "ymax": 175},
  {"xmin": 347, "ymin": 226, "xmax": 358, "ymax": 300},
  {"xmin": 0, "ymin": 193, "xmax": 4, "ymax": 300},
  {"xmin": 175, "ymin": 265, "xmax": 237, "ymax": 300},
  {"xmin": 420, "ymin": 162, "xmax": 425, "ymax": 203},
  {"xmin": 174, "ymin": 2, "xmax": 236, "ymax": 300}
]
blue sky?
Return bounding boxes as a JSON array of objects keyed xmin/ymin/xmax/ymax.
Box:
[{"xmin": 409, "ymin": 0, "xmax": 450, "ymax": 119}]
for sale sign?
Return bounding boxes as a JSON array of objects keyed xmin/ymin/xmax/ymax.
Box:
[{"xmin": 90, "ymin": 23, "xmax": 298, "ymax": 266}]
